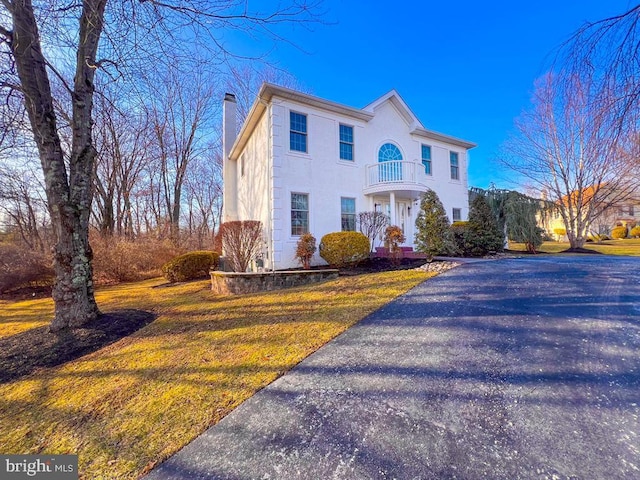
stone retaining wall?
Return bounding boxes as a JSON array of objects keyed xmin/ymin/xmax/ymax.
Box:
[{"xmin": 210, "ymin": 269, "xmax": 339, "ymax": 295}]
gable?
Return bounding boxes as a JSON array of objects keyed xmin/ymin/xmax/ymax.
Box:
[{"xmin": 363, "ymin": 90, "xmax": 424, "ymax": 130}]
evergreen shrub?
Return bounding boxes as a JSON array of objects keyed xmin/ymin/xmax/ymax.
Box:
[
  {"xmin": 463, "ymin": 195, "xmax": 504, "ymax": 256},
  {"xmin": 319, "ymin": 231, "xmax": 370, "ymax": 267},
  {"xmin": 611, "ymin": 225, "xmax": 628, "ymax": 239},
  {"xmin": 414, "ymin": 190, "xmax": 456, "ymax": 259},
  {"xmin": 450, "ymin": 221, "xmax": 469, "ymax": 254},
  {"xmin": 162, "ymin": 251, "xmax": 220, "ymax": 283}
]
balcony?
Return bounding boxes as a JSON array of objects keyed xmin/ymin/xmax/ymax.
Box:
[{"xmin": 363, "ymin": 161, "xmax": 428, "ymax": 195}]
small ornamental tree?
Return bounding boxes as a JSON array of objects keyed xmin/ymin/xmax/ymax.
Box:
[
  {"xmin": 219, "ymin": 221, "xmax": 263, "ymax": 272},
  {"xmin": 415, "ymin": 190, "xmax": 454, "ymax": 260},
  {"xmin": 357, "ymin": 211, "xmax": 389, "ymax": 252},
  {"xmin": 464, "ymin": 195, "xmax": 504, "ymax": 256},
  {"xmin": 384, "ymin": 225, "xmax": 406, "ymax": 264},
  {"xmin": 295, "ymin": 233, "xmax": 316, "ymax": 269}
]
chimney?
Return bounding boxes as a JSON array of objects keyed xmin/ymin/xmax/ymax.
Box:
[
  {"xmin": 222, "ymin": 93, "xmax": 238, "ymax": 222},
  {"xmin": 223, "ymin": 93, "xmax": 237, "ymax": 158}
]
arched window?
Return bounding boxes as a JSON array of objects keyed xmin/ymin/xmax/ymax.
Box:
[
  {"xmin": 377, "ymin": 143, "xmax": 403, "ymax": 182},
  {"xmin": 378, "ymin": 143, "xmax": 403, "ymax": 162}
]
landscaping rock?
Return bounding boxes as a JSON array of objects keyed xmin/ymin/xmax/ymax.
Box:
[{"xmin": 414, "ymin": 260, "xmax": 461, "ymax": 274}]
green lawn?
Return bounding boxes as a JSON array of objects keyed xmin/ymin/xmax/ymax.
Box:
[
  {"xmin": 509, "ymin": 238, "xmax": 640, "ymax": 256},
  {"xmin": 0, "ymin": 270, "xmax": 433, "ymax": 479}
]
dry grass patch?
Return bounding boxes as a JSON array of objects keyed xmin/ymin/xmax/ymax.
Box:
[{"xmin": 0, "ymin": 270, "xmax": 433, "ymax": 479}]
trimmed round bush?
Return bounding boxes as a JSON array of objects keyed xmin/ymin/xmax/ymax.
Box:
[
  {"xmin": 319, "ymin": 231, "xmax": 370, "ymax": 267},
  {"xmin": 162, "ymin": 251, "xmax": 219, "ymax": 283},
  {"xmin": 631, "ymin": 225, "xmax": 640, "ymax": 238},
  {"xmin": 611, "ymin": 225, "xmax": 628, "ymax": 239}
]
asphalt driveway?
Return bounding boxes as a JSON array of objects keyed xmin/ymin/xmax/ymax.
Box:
[{"xmin": 145, "ymin": 255, "xmax": 640, "ymax": 480}]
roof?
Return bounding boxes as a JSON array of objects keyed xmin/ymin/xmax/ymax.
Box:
[{"xmin": 228, "ymin": 83, "xmax": 476, "ymax": 160}]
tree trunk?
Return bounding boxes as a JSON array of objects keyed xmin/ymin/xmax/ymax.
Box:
[
  {"xmin": 51, "ymin": 196, "xmax": 99, "ymax": 330},
  {"xmin": 10, "ymin": 0, "xmax": 104, "ymax": 330}
]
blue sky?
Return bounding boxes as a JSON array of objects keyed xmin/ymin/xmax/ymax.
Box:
[{"xmin": 228, "ymin": 1, "xmax": 634, "ymax": 189}]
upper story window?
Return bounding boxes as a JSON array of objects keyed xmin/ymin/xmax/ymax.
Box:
[
  {"xmin": 291, "ymin": 193, "xmax": 309, "ymax": 236},
  {"xmin": 450, "ymin": 151, "xmax": 459, "ymax": 180},
  {"xmin": 341, "ymin": 197, "xmax": 356, "ymax": 231},
  {"xmin": 421, "ymin": 144, "xmax": 432, "ymax": 175},
  {"xmin": 290, "ymin": 111, "xmax": 307, "ymax": 152},
  {"xmin": 452, "ymin": 208, "xmax": 462, "ymax": 222},
  {"xmin": 378, "ymin": 143, "xmax": 403, "ymax": 182},
  {"xmin": 378, "ymin": 143, "xmax": 403, "ymax": 162},
  {"xmin": 339, "ymin": 124, "xmax": 354, "ymax": 161}
]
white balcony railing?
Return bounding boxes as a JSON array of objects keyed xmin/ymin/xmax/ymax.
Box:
[{"xmin": 365, "ymin": 161, "xmax": 418, "ymax": 188}]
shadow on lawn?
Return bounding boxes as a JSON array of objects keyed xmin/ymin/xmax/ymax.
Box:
[{"xmin": 0, "ymin": 309, "xmax": 156, "ymax": 384}]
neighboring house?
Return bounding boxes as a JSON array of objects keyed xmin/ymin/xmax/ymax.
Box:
[
  {"xmin": 541, "ymin": 186, "xmax": 640, "ymax": 238},
  {"xmin": 222, "ymin": 83, "xmax": 476, "ymax": 270}
]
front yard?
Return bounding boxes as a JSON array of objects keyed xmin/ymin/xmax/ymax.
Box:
[
  {"xmin": 0, "ymin": 270, "xmax": 432, "ymax": 479},
  {"xmin": 509, "ymin": 238, "xmax": 640, "ymax": 256}
]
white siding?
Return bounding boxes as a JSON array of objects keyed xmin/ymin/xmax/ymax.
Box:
[{"xmin": 232, "ymin": 91, "xmax": 472, "ymax": 270}]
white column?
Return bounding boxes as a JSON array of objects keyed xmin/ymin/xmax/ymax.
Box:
[{"xmin": 389, "ymin": 192, "xmax": 396, "ymax": 226}]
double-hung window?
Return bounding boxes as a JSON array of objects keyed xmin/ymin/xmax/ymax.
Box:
[
  {"xmin": 339, "ymin": 124, "xmax": 354, "ymax": 161},
  {"xmin": 452, "ymin": 208, "xmax": 462, "ymax": 222},
  {"xmin": 291, "ymin": 193, "xmax": 309, "ymax": 236},
  {"xmin": 290, "ymin": 111, "xmax": 307, "ymax": 152},
  {"xmin": 450, "ymin": 151, "xmax": 459, "ymax": 180},
  {"xmin": 421, "ymin": 144, "xmax": 432, "ymax": 175},
  {"xmin": 341, "ymin": 197, "xmax": 356, "ymax": 231}
]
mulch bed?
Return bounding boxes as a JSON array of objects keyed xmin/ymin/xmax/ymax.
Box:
[
  {"xmin": 561, "ymin": 247, "xmax": 603, "ymax": 254},
  {"xmin": 328, "ymin": 257, "xmax": 427, "ymax": 276},
  {"xmin": 0, "ymin": 310, "xmax": 156, "ymax": 384}
]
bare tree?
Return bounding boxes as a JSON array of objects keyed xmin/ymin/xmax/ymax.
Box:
[
  {"xmin": 504, "ymin": 74, "xmax": 639, "ymax": 249},
  {"xmin": 559, "ymin": 5, "xmax": 640, "ymax": 146},
  {"xmin": 227, "ymin": 64, "xmax": 310, "ymax": 127},
  {"xmin": 0, "ymin": 162, "xmax": 50, "ymax": 252},
  {"xmin": 93, "ymin": 89, "xmax": 151, "ymax": 238},
  {"xmin": 147, "ymin": 68, "xmax": 215, "ymax": 244},
  {"xmin": 0, "ymin": 0, "xmax": 322, "ymax": 330},
  {"xmin": 357, "ymin": 211, "xmax": 389, "ymax": 252},
  {"xmin": 183, "ymin": 146, "xmax": 224, "ymax": 249}
]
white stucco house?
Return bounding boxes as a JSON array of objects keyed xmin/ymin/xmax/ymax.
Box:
[{"xmin": 222, "ymin": 83, "xmax": 476, "ymax": 270}]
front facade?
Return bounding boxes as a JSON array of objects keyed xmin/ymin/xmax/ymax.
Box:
[{"xmin": 223, "ymin": 84, "xmax": 476, "ymax": 270}]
